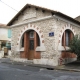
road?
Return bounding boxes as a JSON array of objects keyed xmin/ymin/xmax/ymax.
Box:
[{"xmin": 0, "ymin": 62, "xmax": 80, "ymax": 80}]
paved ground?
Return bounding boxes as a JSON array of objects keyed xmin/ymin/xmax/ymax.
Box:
[
  {"xmin": 56, "ymin": 61, "xmax": 80, "ymax": 72},
  {"xmin": 1, "ymin": 58, "xmax": 80, "ymax": 71},
  {"xmin": 0, "ymin": 62, "xmax": 80, "ymax": 80},
  {"xmin": 0, "ymin": 58, "xmax": 80, "ymax": 80}
]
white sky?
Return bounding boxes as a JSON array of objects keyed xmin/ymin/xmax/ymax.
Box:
[{"xmin": 0, "ymin": 0, "xmax": 80, "ymax": 24}]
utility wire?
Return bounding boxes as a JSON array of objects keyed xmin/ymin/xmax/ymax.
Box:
[{"xmin": 0, "ymin": 0, "xmax": 18, "ymax": 12}]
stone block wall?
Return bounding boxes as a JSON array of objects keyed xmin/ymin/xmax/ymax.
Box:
[
  {"xmin": 11, "ymin": 17, "xmax": 60, "ymax": 66},
  {"xmin": 10, "ymin": 6, "xmax": 80, "ymax": 66},
  {"xmin": 13, "ymin": 7, "xmax": 52, "ymax": 25}
]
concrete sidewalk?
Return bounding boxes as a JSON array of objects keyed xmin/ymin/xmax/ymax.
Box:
[
  {"xmin": 55, "ymin": 61, "xmax": 80, "ymax": 72},
  {"xmin": 0, "ymin": 58, "xmax": 80, "ymax": 72},
  {"xmin": 0, "ymin": 58, "xmax": 55, "ymax": 69}
]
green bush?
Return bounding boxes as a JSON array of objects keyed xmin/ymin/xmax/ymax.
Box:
[{"xmin": 69, "ymin": 35, "xmax": 80, "ymax": 60}]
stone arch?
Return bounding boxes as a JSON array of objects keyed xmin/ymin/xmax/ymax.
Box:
[
  {"xmin": 58, "ymin": 24, "xmax": 76, "ymax": 46},
  {"xmin": 16, "ymin": 24, "xmax": 45, "ymax": 51}
]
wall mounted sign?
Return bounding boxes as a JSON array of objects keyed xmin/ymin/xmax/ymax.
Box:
[{"xmin": 49, "ymin": 32, "xmax": 54, "ymax": 36}]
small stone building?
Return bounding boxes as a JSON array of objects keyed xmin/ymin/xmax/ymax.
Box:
[{"xmin": 7, "ymin": 4, "xmax": 80, "ymax": 66}]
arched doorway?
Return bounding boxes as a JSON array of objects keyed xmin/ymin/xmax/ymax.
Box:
[{"xmin": 20, "ymin": 30, "xmax": 41, "ymax": 60}]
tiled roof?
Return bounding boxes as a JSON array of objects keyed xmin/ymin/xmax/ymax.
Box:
[{"xmin": 0, "ymin": 23, "xmax": 8, "ymax": 28}]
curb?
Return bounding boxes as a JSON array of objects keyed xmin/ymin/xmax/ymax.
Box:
[
  {"xmin": 1, "ymin": 61, "xmax": 80, "ymax": 72},
  {"xmin": 54, "ymin": 68, "xmax": 80, "ymax": 72},
  {"xmin": 1, "ymin": 61, "xmax": 55, "ymax": 69}
]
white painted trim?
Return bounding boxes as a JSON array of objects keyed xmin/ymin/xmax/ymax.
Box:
[
  {"xmin": 58, "ymin": 45, "xmax": 70, "ymax": 51},
  {"xmin": 36, "ymin": 46, "xmax": 46, "ymax": 51},
  {"xmin": 10, "ymin": 16, "xmax": 53, "ymax": 28},
  {"xmin": 19, "ymin": 47, "xmax": 24, "ymax": 51},
  {"xmin": 53, "ymin": 15, "xmax": 80, "ymax": 27}
]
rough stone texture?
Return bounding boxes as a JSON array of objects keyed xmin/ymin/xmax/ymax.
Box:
[
  {"xmin": 13, "ymin": 7, "xmax": 51, "ymax": 25},
  {"xmin": 11, "ymin": 7, "xmax": 80, "ymax": 66}
]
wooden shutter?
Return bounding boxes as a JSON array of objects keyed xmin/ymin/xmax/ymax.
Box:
[{"xmin": 34, "ymin": 31, "xmax": 41, "ymax": 59}]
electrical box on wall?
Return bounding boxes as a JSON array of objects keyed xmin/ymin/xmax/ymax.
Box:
[{"xmin": 49, "ymin": 32, "xmax": 54, "ymax": 37}]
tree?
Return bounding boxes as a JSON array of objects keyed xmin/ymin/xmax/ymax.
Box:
[{"xmin": 69, "ymin": 35, "xmax": 80, "ymax": 60}]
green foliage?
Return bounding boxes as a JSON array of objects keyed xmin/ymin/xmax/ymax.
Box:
[{"xmin": 69, "ymin": 35, "xmax": 80, "ymax": 58}]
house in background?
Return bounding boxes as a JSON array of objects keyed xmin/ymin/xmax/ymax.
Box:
[
  {"xmin": 7, "ymin": 4, "xmax": 80, "ymax": 66},
  {"xmin": 0, "ymin": 23, "xmax": 11, "ymax": 58},
  {"xmin": 75, "ymin": 16, "xmax": 80, "ymax": 22}
]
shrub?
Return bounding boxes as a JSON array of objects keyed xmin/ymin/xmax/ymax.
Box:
[{"xmin": 69, "ymin": 35, "xmax": 80, "ymax": 60}]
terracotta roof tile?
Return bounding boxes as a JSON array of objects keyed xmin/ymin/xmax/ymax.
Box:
[{"xmin": 0, "ymin": 23, "xmax": 9, "ymax": 28}]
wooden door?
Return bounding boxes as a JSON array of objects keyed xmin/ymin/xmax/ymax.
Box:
[
  {"xmin": 28, "ymin": 39, "xmax": 34, "ymax": 60},
  {"xmin": 22, "ymin": 30, "xmax": 41, "ymax": 60}
]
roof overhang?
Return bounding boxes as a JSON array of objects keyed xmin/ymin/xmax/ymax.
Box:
[{"xmin": 7, "ymin": 4, "xmax": 80, "ymax": 26}]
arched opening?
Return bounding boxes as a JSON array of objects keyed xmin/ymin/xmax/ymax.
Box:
[
  {"xmin": 61, "ymin": 29, "xmax": 77, "ymax": 64},
  {"xmin": 62, "ymin": 29, "xmax": 74, "ymax": 47},
  {"xmin": 20, "ymin": 29, "xmax": 41, "ymax": 60}
]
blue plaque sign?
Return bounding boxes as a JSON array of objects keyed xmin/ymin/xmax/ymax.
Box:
[{"xmin": 49, "ymin": 32, "xmax": 54, "ymax": 36}]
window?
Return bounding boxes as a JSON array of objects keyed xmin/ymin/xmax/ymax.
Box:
[
  {"xmin": 1, "ymin": 41, "xmax": 6, "ymax": 48},
  {"xmin": 29, "ymin": 40, "xmax": 34, "ymax": 50},
  {"xmin": 62, "ymin": 29, "xmax": 73, "ymax": 46},
  {"xmin": 8, "ymin": 29, "xmax": 11, "ymax": 38},
  {"xmin": 6, "ymin": 42, "xmax": 11, "ymax": 50},
  {"xmin": 65, "ymin": 30, "xmax": 70, "ymax": 46},
  {"xmin": 29, "ymin": 31, "xmax": 34, "ymax": 38},
  {"xmin": 37, "ymin": 34, "xmax": 40, "ymax": 46}
]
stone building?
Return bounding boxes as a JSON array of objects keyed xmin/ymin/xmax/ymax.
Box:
[{"xmin": 7, "ymin": 4, "xmax": 80, "ymax": 66}]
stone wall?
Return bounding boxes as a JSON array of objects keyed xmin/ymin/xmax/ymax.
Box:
[
  {"xmin": 13, "ymin": 7, "xmax": 52, "ymax": 25},
  {"xmin": 11, "ymin": 16, "xmax": 60, "ymax": 66},
  {"xmin": 11, "ymin": 7, "xmax": 80, "ymax": 66}
]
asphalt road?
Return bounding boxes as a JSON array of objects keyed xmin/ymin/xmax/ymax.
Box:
[{"xmin": 0, "ymin": 62, "xmax": 80, "ymax": 80}]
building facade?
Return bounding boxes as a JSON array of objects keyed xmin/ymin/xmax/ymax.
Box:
[
  {"xmin": 0, "ymin": 23, "xmax": 11, "ymax": 58},
  {"xmin": 7, "ymin": 4, "xmax": 80, "ymax": 66}
]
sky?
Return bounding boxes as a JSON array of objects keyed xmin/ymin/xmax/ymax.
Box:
[{"xmin": 0, "ymin": 0, "xmax": 80, "ymax": 24}]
